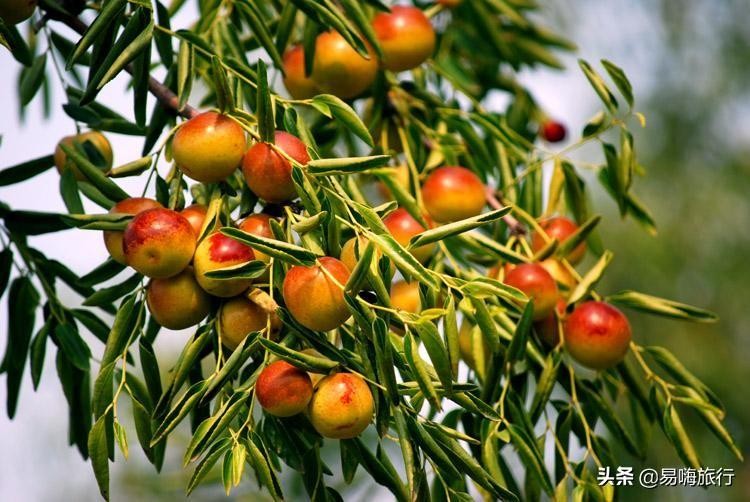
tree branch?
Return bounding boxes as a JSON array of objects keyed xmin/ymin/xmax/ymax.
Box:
[
  {"xmin": 485, "ymin": 185, "xmax": 525, "ymax": 235},
  {"xmin": 46, "ymin": 11, "xmax": 198, "ymax": 120}
]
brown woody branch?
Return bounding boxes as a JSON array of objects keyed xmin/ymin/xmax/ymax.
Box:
[
  {"xmin": 485, "ymin": 185, "xmax": 525, "ymax": 235},
  {"xmin": 46, "ymin": 11, "xmax": 198, "ymax": 119}
]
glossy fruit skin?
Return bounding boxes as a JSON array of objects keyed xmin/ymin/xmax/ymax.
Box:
[
  {"xmin": 0, "ymin": 0, "xmax": 37, "ymax": 24},
  {"xmin": 311, "ymin": 31, "xmax": 378, "ymax": 99},
  {"xmin": 54, "ymin": 131, "xmax": 113, "ymax": 180},
  {"xmin": 193, "ymin": 232, "xmax": 255, "ymax": 297},
  {"xmin": 242, "ymin": 131, "xmax": 309, "ymax": 203},
  {"xmin": 565, "ymin": 301, "xmax": 632, "ymax": 369},
  {"xmin": 238, "ymin": 213, "xmax": 275, "ymax": 263},
  {"xmin": 382, "ymin": 208, "xmax": 435, "ymax": 263},
  {"xmin": 146, "ymin": 268, "xmax": 211, "ymax": 330},
  {"xmin": 532, "ymin": 216, "xmax": 586, "ymax": 264},
  {"xmin": 339, "ymin": 235, "xmax": 375, "ymax": 272},
  {"xmin": 283, "ymin": 257, "xmax": 351, "ymax": 331},
  {"xmin": 256, "ymin": 361, "xmax": 313, "ymax": 417},
  {"xmin": 504, "ymin": 263, "xmax": 559, "ymax": 321},
  {"xmin": 372, "ymin": 6, "xmax": 436, "ymax": 72},
  {"xmin": 219, "ymin": 296, "xmax": 277, "ymax": 350},
  {"xmin": 534, "ymin": 297, "xmax": 567, "ymax": 348},
  {"xmin": 103, "ymin": 197, "xmax": 163, "ymax": 264},
  {"xmin": 390, "ymin": 281, "xmax": 421, "ymax": 313},
  {"xmin": 172, "ymin": 112, "xmax": 246, "ymax": 183},
  {"xmin": 282, "ymin": 45, "xmax": 319, "ymax": 99},
  {"xmin": 180, "ymin": 204, "xmax": 208, "ymax": 238},
  {"xmin": 421, "ymin": 166, "xmax": 486, "ymax": 223},
  {"xmin": 308, "ymin": 373, "xmax": 374, "ymax": 439},
  {"xmin": 541, "ymin": 120, "xmax": 567, "ymax": 143},
  {"xmin": 122, "ymin": 208, "xmax": 196, "ymax": 278}
]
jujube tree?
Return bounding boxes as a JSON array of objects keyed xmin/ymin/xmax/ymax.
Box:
[{"xmin": 0, "ymin": 0, "xmax": 742, "ymax": 500}]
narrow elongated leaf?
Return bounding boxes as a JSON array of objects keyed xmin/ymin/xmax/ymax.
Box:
[
  {"xmin": 307, "ymin": 155, "xmax": 391, "ymax": 175},
  {"xmin": 567, "ymin": 250, "xmax": 613, "ymax": 305},
  {"xmin": 608, "ymin": 291, "xmax": 718, "ymax": 322},
  {"xmin": 68, "ymin": 0, "xmax": 128, "ymax": 68},
  {"xmin": 409, "ymin": 208, "xmax": 511, "ymax": 249},
  {"xmin": 58, "ymin": 144, "xmax": 129, "ymax": 201},
  {"xmin": 311, "ymin": 95, "xmax": 374, "ymax": 146},
  {"xmin": 221, "ymin": 227, "xmax": 318, "ymax": 265},
  {"xmin": 0, "ymin": 155, "xmax": 55, "ymax": 186}
]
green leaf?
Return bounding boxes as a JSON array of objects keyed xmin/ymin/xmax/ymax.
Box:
[
  {"xmin": 235, "ymin": 2, "xmax": 284, "ymax": 70},
  {"xmin": 505, "ymin": 302, "xmax": 533, "ymax": 365},
  {"xmin": 20, "ymin": 54, "xmax": 47, "ymax": 106},
  {"xmin": 54, "ymin": 323, "xmax": 92, "ymax": 371},
  {"xmin": 411, "ymin": 321, "xmax": 452, "ymax": 395},
  {"xmin": 211, "ymin": 54, "xmax": 234, "ymax": 113},
  {"xmin": 245, "ymin": 434, "xmax": 282, "ymax": 501},
  {"xmin": 176, "ymin": 39, "xmax": 194, "ymax": 110},
  {"xmin": 107, "ymin": 156, "xmax": 153, "ymax": 178},
  {"xmin": 187, "ymin": 438, "xmax": 231, "ymax": 495},
  {"xmin": 152, "ymin": 381, "xmax": 208, "ymax": 446},
  {"xmin": 0, "ymin": 19, "xmax": 32, "ymax": 66},
  {"xmin": 601, "ymin": 59, "xmax": 634, "ymax": 107},
  {"xmin": 607, "ymin": 290, "xmax": 718, "ymax": 322},
  {"xmin": 409, "ymin": 207, "xmax": 511, "ymax": 249},
  {"xmin": 101, "ymin": 294, "xmax": 139, "ymax": 367},
  {"xmin": 254, "ymin": 59, "xmax": 274, "ymax": 142},
  {"xmin": 258, "ymin": 338, "xmax": 339, "ymax": 373},
  {"xmin": 403, "ymin": 333, "xmax": 440, "ymax": 409},
  {"xmin": 2, "ymin": 210, "xmax": 69, "ymax": 235},
  {"xmin": 29, "ymin": 318, "xmax": 52, "ymax": 389},
  {"xmin": 567, "ymin": 250, "xmax": 613, "ymax": 305},
  {"xmin": 555, "ymin": 215, "xmax": 601, "ymax": 260},
  {"xmin": 84, "ymin": 9, "xmax": 154, "ymax": 102},
  {"xmin": 83, "ymin": 273, "xmax": 142, "ymax": 307},
  {"xmin": 2, "ymin": 277, "xmax": 39, "ymax": 418},
  {"xmin": 58, "ymin": 144, "xmax": 129, "ymax": 201},
  {"xmin": 61, "ymin": 212, "xmax": 131, "ymax": 231},
  {"xmin": 368, "ymin": 233, "xmax": 439, "ymax": 291},
  {"xmin": 68, "ymin": 0, "xmax": 128, "ymax": 69},
  {"xmin": 663, "ymin": 404, "xmax": 702, "ymax": 469},
  {"xmin": 88, "ymin": 414, "xmax": 111, "ymax": 500},
  {"xmin": 59, "ymin": 168, "xmax": 84, "ymax": 214},
  {"xmin": 204, "ymin": 260, "xmax": 268, "ymax": 280},
  {"xmin": 508, "ymin": 424, "xmax": 554, "ymax": 494},
  {"xmin": 307, "ymin": 155, "xmax": 391, "ymax": 175},
  {"xmin": 311, "ymin": 95, "xmax": 374, "ymax": 147},
  {"xmin": 221, "ymin": 227, "xmax": 318, "ymax": 265},
  {"xmin": 578, "ymin": 60, "xmax": 618, "ymax": 113},
  {"xmin": 0, "ymin": 154, "xmax": 55, "ymax": 186}
]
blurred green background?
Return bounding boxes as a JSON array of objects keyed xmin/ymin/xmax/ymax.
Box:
[{"xmin": 0, "ymin": 0, "xmax": 747, "ymax": 500}]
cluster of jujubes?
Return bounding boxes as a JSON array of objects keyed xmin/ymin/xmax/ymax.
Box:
[
  {"xmin": 477, "ymin": 216, "xmax": 633, "ymax": 370},
  {"xmin": 256, "ymin": 361, "xmax": 374, "ymax": 439},
  {"xmin": 283, "ymin": 6, "xmax": 436, "ymax": 99}
]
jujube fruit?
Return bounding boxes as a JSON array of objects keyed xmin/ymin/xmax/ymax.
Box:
[
  {"xmin": 308, "ymin": 373, "xmax": 374, "ymax": 439},
  {"xmin": 503, "ymin": 263, "xmax": 559, "ymax": 320},
  {"xmin": 219, "ymin": 296, "xmax": 278, "ymax": 350},
  {"xmin": 532, "ymin": 216, "xmax": 586, "ymax": 264},
  {"xmin": 282, "ymin": 257, "xmax": 351, "ymax": 332},
  {"xmin": 256, "ymin": 360, "xmax": 313, "ymax": 417},
  {"xmin": 122, "ymin": 208, "xmax": 196, "ymax": 278},
  {"xmin": 311, "ymin": 31, "xmax": 378, "ymax": 99},
  {"xmin": 382, "ymin": 208, "xmax": 434, "ymax": 263},
  {"xmin": 372, "ymin": 6, "xmax": 436, "ymax": 72},
  {"xmin": 193, "ymin": 232, "xmax": 256, "ymax": 297},
  {"xmin": 421, "ymin": 166, "xmax": 486, "ymax": 223},
  {"xmin": 172, "ymin": 111, "xmax": 246, "ymax": 183},
  {"xmin": 54, "ymin": 131, "xmax": 113, "ymax": 180},
  {"xmin": 282, "ymin": 45, "xmax": 319, "ymax": 99},
  {"xmin": 340, "ymin": 235, "xmax": 377, "ymax": 272},
  {"xmin": 238, "ymin": 213, "xmax": 275, "ymax": 263},
  {"xmin": 534, "ymin": 297, "xmax": 567, "ymax": 348},
  {"xmin": 540, "ymin": 119, "xmax": 567, "ymax": 143},
  {"xmin": 180, "ymin": 204, "xmax": 208, "ymax": 237},
  {"xmin": 103, "ymin": 197, "xmax": 163, "ymax": 264},
  {"xmin": 146, "ymin": 268, "xmax": 211, "ymax": 330},
  {"xmin": 390, "ymin": 281, "xmax": 421, "ymax": 314},
  {"xmin": 242, "ymin": 131, "xmax": 309, "ymax": 203},
  {"xmin": 564, "ymin": 301, "xmax": 632, "ymax": 370}
]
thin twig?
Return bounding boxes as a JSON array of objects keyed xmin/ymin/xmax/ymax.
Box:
[{"xmin": 485, "ymin": 185, "xmax": 525, "ymax": 235}]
